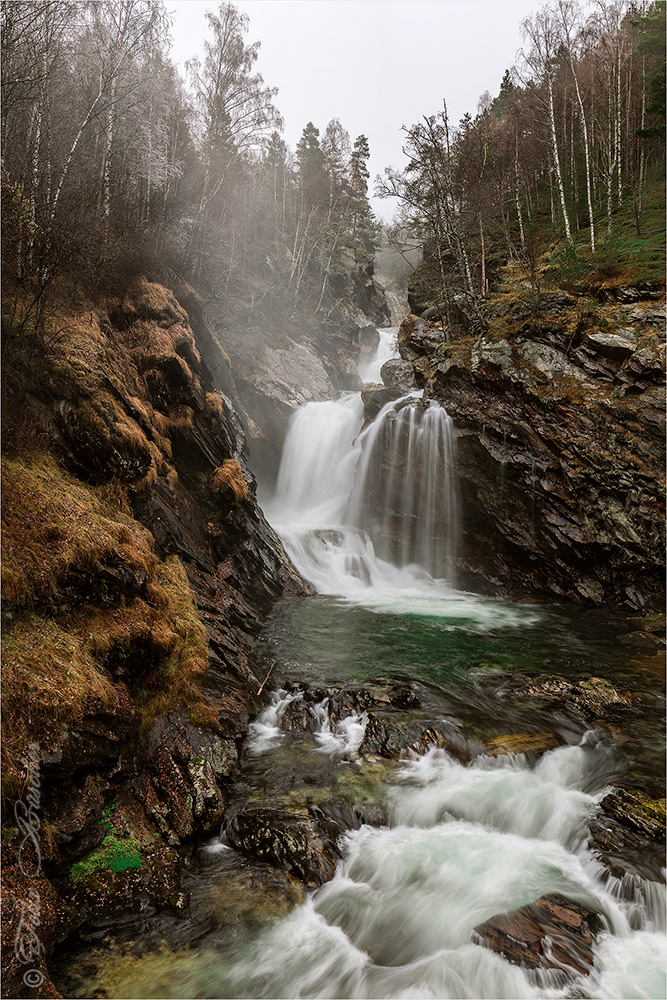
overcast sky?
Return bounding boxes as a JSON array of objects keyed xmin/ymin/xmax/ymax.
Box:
[{"xmin": 168, "ymin": 0, "xmax": 541, "ymax": 221}]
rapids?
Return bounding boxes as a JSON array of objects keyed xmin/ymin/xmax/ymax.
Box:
[{"xmin": 61, "ymin": 328, "xmax": 665, "ymax": 1000}]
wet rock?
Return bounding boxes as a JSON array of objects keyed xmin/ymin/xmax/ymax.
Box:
[
  {"xmin": 226, "ymin": 807, "xmax": 338, "ymax": 887},
  {"xmin": 589, "ymin": 789, "xmax": 666, "ymax": 883},
  {"xmin": 358, "ymin": 324, "xmax": 380, "ymax": 354},
  {"xmin": 145, "ymin": 714, "xmax": 238, "ymax": 841},
  {"xmin": 1, "ymin": 855, "xmax": 66, "ymax": 999},
  {"xmin": 60, "ymin": 838, "xmax": 187, "ymax": 935},
  {"xmin": 489, "ymin": 673, "xmax": 636, "ymax": 724},
  {"xmin": 380, "ymin": 358, "xmax": 416, "ymax": 387},
  {"xmin": 482, "ymin": 731, "xmax": 559, "ymax": 758},
  {"xmin": 360, "ymin": 384, "xmax": 404, "ymax": 421},
  {"xmin": 406, "ymin": 726, "xmax": 470, "ymax": 764},
  {"xmin": 398, "ymin": 314, "xmax": 446, "ymax": 362},
  {"xmin": 353, "ymin": 801, "xmax": 389, "ymax": 827},
  {"xmin": 425, "ymin": 291, "xmax": 665, "ymax": 611},
  {"xmin": 472, "ymin": 893, "xmax": 604, "ymax": 977},
  {"xmin": 358, "ymin": 713, "xmax": 418, "ymax": 759}
]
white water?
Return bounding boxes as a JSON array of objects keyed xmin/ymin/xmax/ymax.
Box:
[
  {"xmin": 199, "ymin": 738, "xmax": 666, "ymax": 1000},
  {"xmin": 266, "ymin": 328, "xmax": 535, "ymax": 626},
  {"xmin": 246, "ymin": 688, "xmax": 368, "ymax": 760},
  {"xmin": 249, "ymin": 328, "xmax": 666, "ymax": 999}
]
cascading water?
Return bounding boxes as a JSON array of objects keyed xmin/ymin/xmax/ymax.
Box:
[
  {"xmin": 348, "ymin": 395, "xmax": 458, "ymax": 580},
  {"xmin": 267, "ymin": 328, "xmax": 461, "ymax": 605},
  {"xmin": 65, "ymin": 327, "xmax": 664, "ymax": 1000}
]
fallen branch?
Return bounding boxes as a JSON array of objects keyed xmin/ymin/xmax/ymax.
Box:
[{"xmin": 257, "ymin": 661, "xmax": 276, "ymax": 696}]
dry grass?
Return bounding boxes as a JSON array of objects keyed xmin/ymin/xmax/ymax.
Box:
[
  {"xmin": 1, "ymin": 615, "xmax": 122, "ymax": 797},
  {"xmin": 210, "ymin": 460, "xmax": 248, "ymax": 503},
  {"xmin": 205, "ymin": 392, "xmax": 224, "ymax": 420},
  {"xmin": 2, "ymin": 453, "xmax": 157, "ymax": 609},
  {"xmin": 137, "ymin": 556, "xmax": 211, "ymax": 728},
  {"xmin": 79, "ymin": 393, "xmax": 152, "ymax": 460},
  {"xmin": 165, "ymin": 406, "xmax": 195, "ymax": 434},
  {"xmin": 1, "ymin": 279, "xmax": 222, "ymax": 796}
]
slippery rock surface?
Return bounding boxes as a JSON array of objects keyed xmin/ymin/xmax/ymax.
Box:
[
  {"xmin": 408, "ymin": 291, "xmax": 666, "ymax": 610},
  {"xmin": 588, "ymin": 788, "xmax": 666, "ymax": 883},
  {"xmin": 473, "ymin": 894, "xmax": 603, "ymax": 978}
]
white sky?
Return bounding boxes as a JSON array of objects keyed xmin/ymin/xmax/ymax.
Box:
[{"xmin": 167, "ymin": 0, "xmax": 541, "ymax": 221}]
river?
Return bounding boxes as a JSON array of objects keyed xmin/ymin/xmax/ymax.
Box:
[{"xmin": 61, "ymin": 328, "xmax": 665, "ymax": 1000}]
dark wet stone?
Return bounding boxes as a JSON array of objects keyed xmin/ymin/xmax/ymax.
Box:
[
  {"xmin": 360, "ymin": 384, "xmax": 405, "ymax": 421},
  {"xmin": 357, "ymin": 713, "xmax": 415, "ymax": 759},
  {"xmin": 589, "ymin": 789, "xmax": 666, "ymax": 883},
  {"xmin": 488, "ymin": 673, "xmax": 637, "ymax": 723},
  {"xmin": 353, "ymin": 801, "xmax": 389, "ymax": 828},
  {"xmin": 472, "ymin": 893, "xmax": 603, "ymax": 977},
  {"xmin": 225, "ymin": 807, "xmax": 338, "ymax": 887}
]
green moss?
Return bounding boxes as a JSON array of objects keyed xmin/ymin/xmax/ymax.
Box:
[
  {"xmin": 70, "ymin": 832, "xmax": 142, "ymax": 881},
  {"xmin": 69, "ymin": 802, "xmax": 142, "ymax": 882}
]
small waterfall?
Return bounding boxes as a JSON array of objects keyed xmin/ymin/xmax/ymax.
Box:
[
  {"xmin": 358, "ymin": 327, "xmax": 399, "ymax": 383},
  {"xmin": 349, "ymin": 396, "xmax": 458, "ymax": 581},
  {"xmin": 267, "ymin": 328, "xmax": 460, "ymax": 600}
]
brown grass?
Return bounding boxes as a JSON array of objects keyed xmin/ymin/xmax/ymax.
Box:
[
  {"xmin": 1, "ymin": 615, "xmax": 121, "ymax": 797},
  {"xmin": 205, "ymin": 392, "xmax": 224, "ymax": 420},
  {"xmin": 136, "ymin": 557, "xmax": 210, "ymax": 727},
  {"xmin": 210, "ymin": 460, "xmax": 248, "ymax": 503},
  {"xmin": 1, "ymin": 453, "xmax": 157, "ymax": 609}
]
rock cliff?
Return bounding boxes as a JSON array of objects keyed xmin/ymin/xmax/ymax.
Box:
[
  {"xmin": 1, "ymin": 278, "xmax": 308, "ymax": 997},
  {"xmin": 398, "ymin": 290, "xmax": 665, "ymax": 611}
]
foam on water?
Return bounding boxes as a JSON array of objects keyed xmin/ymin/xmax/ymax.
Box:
[
  {"xmin": 246, "ymin": 688, "xmax": 302, "ymax": 753},
  {"xmin": 186, "ymin": 734, "xmax": 664, "ymax": 999},
  {"xmin": 265, "ymin": 330, "xmax": 543, "ymax": 628}
]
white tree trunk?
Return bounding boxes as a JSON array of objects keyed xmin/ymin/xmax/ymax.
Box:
[
  {"xmin": 616, "ymin": 41, "xmax": 623, "ymax": 206},
  {"xmin": 570, "ymin": 58, "xmax": 595, "ymax": 252},
  {"xmin": 548, "ymin": 76, "xmax": 572, "ymax": 242},
  {"xmin": 102, "ymin": 75, "xmax": 117, "ymax": 242}
]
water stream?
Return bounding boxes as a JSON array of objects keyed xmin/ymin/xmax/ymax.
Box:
[{"xmin": 64, "ymin": 328, "xmax": 665, "ymax": 1000}]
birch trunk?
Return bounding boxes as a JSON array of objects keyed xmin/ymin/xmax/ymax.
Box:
[
  {"xmin": 547, "ymin": 76, "xmax": 572, "ymax": 241},
  {"xmin": 569, "ymin": 57, "xmax": 595, "ymax": 252}
]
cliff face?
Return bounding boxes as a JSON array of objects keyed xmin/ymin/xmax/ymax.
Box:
[
  {"xmin": 399, "ymin": 290, "xmax": 665, "ymax": 611},
  {"xmin": 1, "ymin": 279, "xmax": 308, "ymax": 997},
  {"xmin": 219, "ymin": 283, "xmax": 390, "ymax": 484}
]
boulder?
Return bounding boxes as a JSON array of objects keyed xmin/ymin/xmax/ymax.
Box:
[
  {"xmin": 360, "ymin": 384, "xmax": 405, "ymax": 422},
  {"xmin": 588, "ymin": 789, "xmax": 666, "ymax": 883},
  {"xmin": 225, "ymin": 807, "xmax": 338, "ymax": 888},
  {"xmin": 380, "ymin": 358, "xmax": 416, "ymax": 387},
  {"xmin": 473, "ymin": 893, "xmax": 603, "ymax": 977},
  {"xmin": 398, "ymin": 314, "xmax": 446, "ymax": 362}
]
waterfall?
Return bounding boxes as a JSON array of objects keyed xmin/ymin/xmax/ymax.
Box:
[
  {"xmin": 349, "ymin": 396, "xmax": 458, "ymax": 581},
  {"xmin": 266, "ymin": 328, "xmax": 460, "ymax": 603}
]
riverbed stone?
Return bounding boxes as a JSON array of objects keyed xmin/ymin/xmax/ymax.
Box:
[
  {"xmin": 482, "ymin": 731, "xmax": 559, "ymax": 758},
  {"xmin": 225, "ymin": 807, "xmax": 338, "ymax": 887},
  {"xmin": 472, "ymin": 893, "xmax": 603, "ymax": 977},
  {"xmin": 588, "ymin": 788, "xmax": 666, "ymax": 883},
  {"xmin": 380, "ymin": 358, "xmax": 416, "ymax": 387}
]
